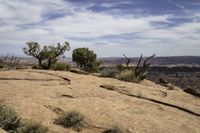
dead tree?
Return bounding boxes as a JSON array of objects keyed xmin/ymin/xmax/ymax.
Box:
[
  {"xmin": 3, "ymin": 54, "xmax": 9, "ymax": 67},
  {"xmin": 122, "ymin": 54, "xmax": 131, "ymax": 70},
  {"xmin": 122, "ymin": 53, "xmax": 155, "ymax": 82},
  {"xmin": 8, "ymin": 55, "xmax": 20, "ymax": 69},
  {"xmin": 134, "ymin": 54, "xmax": 155, "ymax": 80},
  {"xmin": 2, "ymin": 54, "xmax": 20, "ymax": 70}
]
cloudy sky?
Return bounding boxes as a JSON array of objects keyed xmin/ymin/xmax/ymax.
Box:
[{"xmin": 0, "ymin": 0, "xmax": 200, "ymax": 57}]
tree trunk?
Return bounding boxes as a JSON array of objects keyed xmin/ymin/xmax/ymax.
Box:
[
  {"xmin": 47, "ymin": 58, "xmax": 51, "ymax": 69},
  {"xmin": 38, "ymin": 59, "xmax": 42, "ymax": 69}
]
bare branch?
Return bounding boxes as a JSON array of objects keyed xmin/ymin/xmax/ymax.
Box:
[
  {"xmin": 122, "ymin": 53, "xmax": 131, "ymax": 70},
  {"xmin": 135, "ymin": 54, "xmax": 143, "ymax": 75},
  {"xmin": 143, "ymin": 53, "xmax": 155, "ymax": 65},
  {"xmin": 2, "ymin": 54, "xmax": 20, "ymax": 70}
]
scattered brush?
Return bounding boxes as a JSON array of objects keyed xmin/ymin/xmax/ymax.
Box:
[
  {"xmin": 115, "ymin": 64, "xmax": 126, "ymax": 72},
  {"xmin": 0, "ymin": 105, "xmax": 21, "ymax": 132},
  {"xmin": 117, "ymin": 54, "xmax": 155, "ymax": 83},
  {"xmin": 32, "ymin": 64, "xmax": 39, "ymax": 69},
  {"xmin": 17, "ymin": 121, "xmax": 48, "ymax": 133},
  {"xmin": 101, "ymin": 69, "xmax": 118, "ymax": 78},
  {"xmin": 55, "ymin": 111, "xmax": 85, "ymax": 132},
  {"xmin": 52, "ymin": 63, "xmax": 70, "ymax": 71},
  {"xmin": 0, "ymin": 64, "xmax": 4, "ymax": 69},
  {"xmin": 117, "ymin": 70, "xmax": 138, "ymax": 82},
  {"xmin": 0, "ymin": 104, "xmax": 48, "ymax": 133}
]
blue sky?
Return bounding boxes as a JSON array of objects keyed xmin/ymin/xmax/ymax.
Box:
[{"xmin": 0, "ymin": 0, "xmax": 200, "ymax": 57}]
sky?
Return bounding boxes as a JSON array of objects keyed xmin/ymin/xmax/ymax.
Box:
[{"xmin": 0, "ymin": 0, "xmax": 200, "ymax": 57}]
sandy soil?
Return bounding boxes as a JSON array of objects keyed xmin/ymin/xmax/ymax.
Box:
[{"xmin": 0, "ymin": 69, "xmax": 200, "ymax": 133}]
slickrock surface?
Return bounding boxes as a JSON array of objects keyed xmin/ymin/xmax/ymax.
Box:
[{"xmin": 0, "ymin": 69, "xmax": 200, "ymax": 133}]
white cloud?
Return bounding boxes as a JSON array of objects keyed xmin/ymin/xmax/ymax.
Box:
[
  {"xmin": 167, "ymin": 0, "xmax": 185, "ymax": 9},
  {"xmin": 0, "ymin": 1, "xmax": 42, "ymax": 25},
  {"xmin": 0, "ymin": 0, "xmax": 199, "ymax": 56},
  {"xmin": 46, "ymin": 12, "xmax": 162, "ymax": 38}
]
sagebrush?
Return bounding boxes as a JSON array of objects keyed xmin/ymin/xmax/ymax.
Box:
[
  {"xmin": 117, "ymin": 70, "xmax": 137, "ymax": 82},
  {"xmin": 56, "ymin": 111, "xmax": 85, "ymax": 132},
  {"xmin": 17, "ymin": 121, "xmax": 48, "ymax": 133},
  {"xmin": 101, "ymin": 68, "xmax": 118, "ymax": 78},
  {"xmin": 0, "ymin": 105, "xmax": 21, "ymax": 132}
]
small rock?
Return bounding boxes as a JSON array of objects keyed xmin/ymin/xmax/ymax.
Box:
[{"xmin": 70, "ymin": 69, "xmax": 89, "ymax": 75}]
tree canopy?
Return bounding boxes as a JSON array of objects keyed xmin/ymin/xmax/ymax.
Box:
[
  {"xmin": 23, "ymin": 41, "xmax": 70, "ymax": 69},
  {"xmin": 72, "ymin": 47, "xmax": 100, "ymax": 72}
]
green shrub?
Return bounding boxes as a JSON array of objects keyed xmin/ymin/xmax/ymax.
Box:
[
  {"xmin": 72, "ymin": 47, "xmax": 100, "ymax": 73},
  {"xmin": 117, "ymin": 70, "xmax": 135, "ymax": 82},
  {"xmin": 0, "ymin": 64, "xmax": 4, "ymax": 69},
  {"xmin": 120, "ymin": 54, "xmax": 155, "ymax": 83},
  {"xmin": 52, "ymin": 63, "xmax": 70, "ymax": 71},
  {"xmin": 101, "ymin": 69, "xmax": 117, "ymax": 78},
  {"xmin": 17, "ymin": 121, "xmax": 48, "ymax": 133},
  {"xmin": 0, "ymin": 105, "xmax": 21, "ymax": 132},
  {"xmin": 32, "ymin": 64, "xmax": 38, "ymax": 69},
  {"xmin": 117, "ymin": 70, "xmax": 144, "ymax": 83},
  {"xmin": 85, "ymin": 61, "xmax": 100, "ymax": 73},
  {"xmin": 56, "ymin": 111, "xmax": 85, "ymax": 132},
  {"xmin": 115, "ymin": 64, "xmax": 126, "ymax": 72},
  {"xmin": 103, "ymin": 125, "xmax": 129, "ymax": 133}
]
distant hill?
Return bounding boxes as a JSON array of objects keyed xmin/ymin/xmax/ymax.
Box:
[
  {"xmin": 1, "ymin": 56, "xmax": 200, "ymax": 67},
  {"xmin": 100, "ymin": 56, "xmax": 200, "ymax": 66}
]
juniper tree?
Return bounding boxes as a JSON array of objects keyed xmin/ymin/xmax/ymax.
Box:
[{"xmin": 23, "ymin": 41, "xmax": 70, "ymax": 69}]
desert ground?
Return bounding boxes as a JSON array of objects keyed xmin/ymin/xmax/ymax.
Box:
[{"xmin": 0, "ymin": 69, "xmax": 200, "ymax": 133}]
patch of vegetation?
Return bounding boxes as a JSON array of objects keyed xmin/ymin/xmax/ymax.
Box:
[
  {"xmin": 117, "ymin": 70, "xmax": 138, "ymax": 82},
  {"xmin": 32, "ymin": 64, "xmax": 39, "ymax": 69},
  {"xmin": 52, "ymin": 63, "xmax": 70, "ymax": 71},
  {"xmin": 55, "ymin": 111, "xmax": 85, "ymax": 132},
  {"xmin": 100, "ymin": 84, "xmax": 117, "ymax": 91},
  {"xmin": 115, "ymin": 64, "xmax": 126, "ymax": 72},
  {"xmin": 101, "ymin": 68, "xmax": 118, "ymax": 78},
  {"xmin": 116, "ymin": 54, "xmax": 155, "ymax": 83},
  {"xmin": 17, "ymin": 121, "xmax": 48, "ymax": 133},
  {"xmin": 0, "ymin": 64, "xmax": 4, "ymax": 69},
  {"xmin": 0, "ymin": 105, "xmax": 48, "ymax": 133},
  {"xmin": 124, "ymin": 54, "xmax": 155, "ymax": 83},
  {"xmin": 1, "ymin": 54, "xmax": 20, "ymax": 70},
  {"xmin": 101, "ymin": 64, "xmax": 128, "ymax": 78},
  {"xmin": 103, "ymin": 125, "xmax": 130, "ymax": 133},
  {"xmin": 100, "ymin": 54, "xmax": 155, "ymax": 83},
  {"xmin": 72, "ymin": 47, "xmax": 100, "ymax": 73},
  {"xmin": 0, "ymin": 105, "xmax": 21, "ymax": 132}
]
